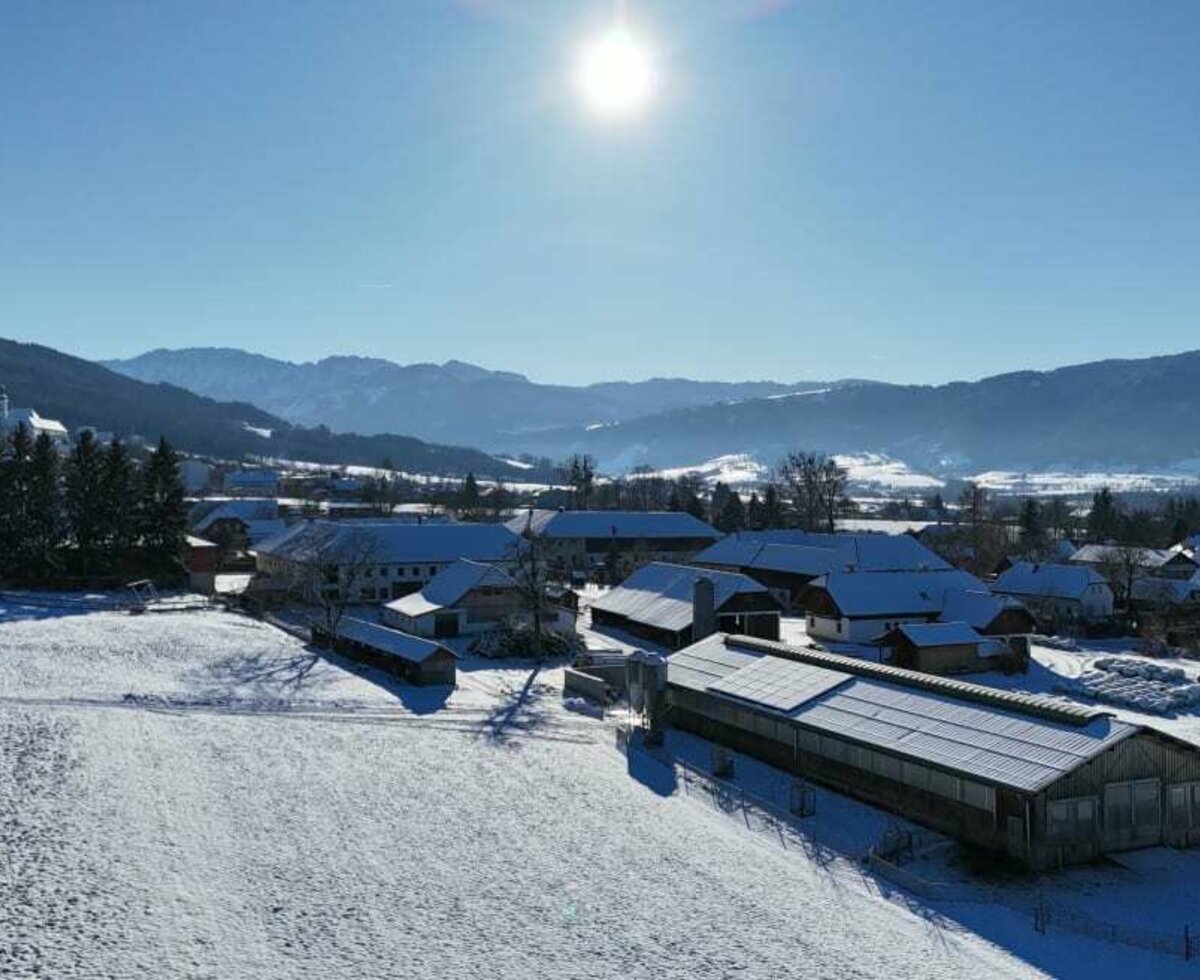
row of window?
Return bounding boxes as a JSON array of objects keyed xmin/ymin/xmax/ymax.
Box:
[
  {"xmin": 1048, "ymin": 780, "xmax": 1166, "ymax": 842},
  {"xmin": 362, "ymin": 565, "xmax": 440, "ymax": 580},
  {"xmin": 796, "ymin": 727, "xmax": 997, "ymax": 814}
]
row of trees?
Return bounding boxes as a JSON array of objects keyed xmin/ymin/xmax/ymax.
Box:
[{"xmin": 0, "ymin": 426, "xmax": 188, "ymax": 583}]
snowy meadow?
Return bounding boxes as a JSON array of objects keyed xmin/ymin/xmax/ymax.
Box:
[{"xmin": 0, "ymin": 599, "xmax": 1195, "ymax": 979}]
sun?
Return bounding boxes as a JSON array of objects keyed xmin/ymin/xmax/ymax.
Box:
[{"xmin": 576, "ymin": 25, "xmax": 656, "ymax": 120}]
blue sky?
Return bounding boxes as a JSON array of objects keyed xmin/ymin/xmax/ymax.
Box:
[{"xmin": 2, "ymin": 0, "xmax": 1198, "ymax": 385}]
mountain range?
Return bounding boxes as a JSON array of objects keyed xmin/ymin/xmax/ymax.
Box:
[
  {"xmin": 105, "ymin": 346, "xmax": 1200, "ymax": 478},
  {"xmin": 104, "ymin": 348, "xmax": 839, "ymax": 448},
  {"xmin": 0, "ymin": 339, "xmax": 543, "ymax": 479}
]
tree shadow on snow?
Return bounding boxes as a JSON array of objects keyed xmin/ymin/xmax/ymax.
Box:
[{"xmin": 626, "ymin": 743, "xmax": 679, "ymax": 797}]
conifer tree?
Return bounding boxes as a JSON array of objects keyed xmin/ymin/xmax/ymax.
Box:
[
  {"xmin": 25, "ymin": 432, "xmax": 64, "ymax": 576},
  {"xmin": 0, "ymin": 423, "xmax": 34, "ymax": 575},
  {"xmin": 65, "ymin": 430, "xmax": 104, "ymax": 576},
  {"xmin": 140, "ymin": 437, "xmax": 187, "ymax": 574},
  {"xmin": 98, "ymin": 438, "xmax": 137, "ymax": 563}
]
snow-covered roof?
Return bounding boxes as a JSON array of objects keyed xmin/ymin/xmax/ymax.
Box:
[
  {"xmin": 1, "ymin": 408, "xmax": 69, "ymax": 438},
  {"xmin": 185, "ymin": 535, "xmax": 218, "ymax": 549},
  {"xmin": 1070, "ymin": 544, "xmax": 1196, "ymax": 570},
  {"xmin": 386, "ymin": 559, "xmax": 517, "ymax": 618},
  {"xmin": 1053, "ymin": 539, "xmax": 1079, "ymax": 561},
  {"xmin": 938, "ymin": 589, "xmax": 1028, "ymax": 630},
  {"xmin": 224, "ymin": 469, "xmax": 281, "ymax": 488},
  {"xmin": 507, "ymin": 509, "xmax": 719, "ymax": 541},
  {"xmin": 192, "ymin": 499, "xmax": 280, "ymax": 533},
  {"xmin": 333, "ymin": 618, "xmax": 453, "ymax": 664},
  {"xmin": 591, "ymin": 562, "xmax": 773, "ymax": 633},
  {"xmin": 669, "ymin": 635, "xmax": 1135, "ymax": 793},
  {"xmin": 1131, "ymin": 577, "xmax": 1200, "ymax": 605},
  {"xmin": 893, "ymin": 621, "xmax": 985, "ymax": 648},
  {"xmin": 994, "ymin": 562, "xmax": 1111, "ymax": 601},
  {"xmin": 255, "ymin": 519, "xmax": 520, "ymax": 565},
  {"xmin": 695, "ymin": 531, "xmax": 949, "ymax": 577},
  {"xmin": 245, "ymin": 519, "xmax": 289, "ymax": 545},
  {"xmin": 807, "ymin": 568, "xmax": 988, "ymax": 619}
]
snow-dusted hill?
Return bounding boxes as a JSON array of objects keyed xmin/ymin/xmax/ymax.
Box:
[{"xmin": 0, "ymin": 599, "xmax": 1086, "ymax": 979}]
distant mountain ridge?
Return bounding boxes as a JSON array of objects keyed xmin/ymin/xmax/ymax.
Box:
[
  {"xmin": 0, "ymin": 339, "xmax": 544, "ymax": 479},
  {"xmin": 104, "ymin": 347, "xmax": 842, "ymax": 448},
  {"xmin": 510, "ymin": 351, "xmax": 1200, "ymax": 474}
]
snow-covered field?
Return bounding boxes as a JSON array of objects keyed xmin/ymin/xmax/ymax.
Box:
[{"xmin": 3, "ymin": 599, "xmax": 1197, "ymax": 978}]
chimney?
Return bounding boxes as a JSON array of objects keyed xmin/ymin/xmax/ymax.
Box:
[{"xmin": 692, "ymin": 575, "xmax": 717, "ymax": 641}]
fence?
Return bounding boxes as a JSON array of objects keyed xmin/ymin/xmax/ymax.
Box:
[{"xmin": 627, "ymin": 726, "xmax": 1200, "ymax": 963}]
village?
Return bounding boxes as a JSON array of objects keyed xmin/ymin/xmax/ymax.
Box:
[{"xmin": 8, "ymin": 397, "xmax": 1200, "ymax": 976}]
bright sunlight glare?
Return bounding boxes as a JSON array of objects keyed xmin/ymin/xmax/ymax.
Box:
[{"xmin": 576, "ymin": 25, "xmax": 656, "ymax": 120}]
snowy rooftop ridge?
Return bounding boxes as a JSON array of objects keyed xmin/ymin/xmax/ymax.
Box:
[
  {"xmin": 994, "ymin": 561, "xmax": 1111, "ymax": 600},
  {"xmin": 385, "ymin": 559, "xmax": 517, "ymax": 618},
  {"xmin": 507, "ymin": 509, "xmax": 720, "ymax": 540},
  {"xmin": 592, "ymin": 561, "xmax": 772, "ymax": 632}
]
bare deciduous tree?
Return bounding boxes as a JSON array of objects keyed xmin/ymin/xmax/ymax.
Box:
[
  {"xmin": 285, "ymin": 523, "xmax": 383, "ymax": 638},
  {"xmin": 776, "ymin": 451, "xmax": 848, "ymax": 532}
]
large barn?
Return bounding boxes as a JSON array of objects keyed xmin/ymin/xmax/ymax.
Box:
[
  {"xmin": 665, "ymin": 633, "xmax": 1200, "ymax": 870},
  {"xmin": 695, "ymin": 531, "xmax": 951, "ymax": 610},
  {"xmin": 590, "ymin": 562, "xmax": 782, "ymax": 649},
  {"xmin": 254, "ymin": 519, "xmax": 521, "ymax": 602},
  {"xmin": 507, "ymin": 509, "xmax": 721, "ymax": 576}
]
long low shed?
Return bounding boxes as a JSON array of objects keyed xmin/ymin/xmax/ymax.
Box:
[
  {"xmin": 313, "ymin": 617, "xmax": 457, "ymax": 686},
  {"xmin": 666, "ymin": 634, "xmax": 1200, "ymax": 869}
]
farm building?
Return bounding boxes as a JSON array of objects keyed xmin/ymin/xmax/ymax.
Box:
[
  {"xmin": 938, "ymin": 589, "xmax": 1036, "ymax": 638},
  {"xmin": 313, "ymin": 617, "xmax": 456, "ymax": 686},
  {"xmin": 993, "ymin": 562, "xmax": 1114, "ymax": 625},
  {"xmin": 254, "ymin": 519, "xmax": 521, "ymax": 602},
  {"xmin": 507, "ymin": 509, "xmax": 720, "ymax": 576},
  {"xmin": 381, "ymin": 559, "xmax": 558, "ymax": 638},
  {"xmin": 801, "ymin": 568, "xmax": 990, "ymax": 644},
  {"xmin": 223, "ymin": 469, "xmax": 282, "ymax": 495},
  {"xmin": 191, "ymin": 499, "xmax": 285, "ymax": 550},
  {"xmin": 1070, "ymin": 544, "xmax": 1199, "ymax": 581},
  {"xmin": 184, "ymin": 535, "xmax": 219, "ymax": 593},
  {"xmin": 1130, "ymin": 575, "xmax": 1200, "ymax": 609},
  {"xmin": 590, "ymin": 562, "xmax": 782, "ymax": 649},
  {"xmin": 875, "ymin": 621, "xmax": 998, "ymax": 675},
  {"xmin": 695, "ymin": 531, "xmax": 950, "ymax": 610},
  {"xmin": 665, "ymin": 633, "xmax": 1200, "ymax": 870}
]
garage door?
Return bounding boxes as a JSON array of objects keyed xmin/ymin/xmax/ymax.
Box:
[{"xmin": 1103, "ymin": 779, "xmax": 1161, "ymax": 849}]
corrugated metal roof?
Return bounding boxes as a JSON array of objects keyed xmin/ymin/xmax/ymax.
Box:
[
  {"xmin": 591, "ymin": 562, "xmax": 772, "ymax": 632},
  {"xmin": 791, "ymin": 678, "xmax": 1135, "ymax": 792},
  {"xmin": 667, "ymin": 634, "xmax": 1142, "ymax": 792},
  {"xmin": 334, "ymin": 618, "xmax": 453, "ymax": 664},
  {"xmin": 709, "ymin": 655, "xmax": 851, "ymax": 712}
]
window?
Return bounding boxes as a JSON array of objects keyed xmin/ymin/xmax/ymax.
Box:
[
  {"xmin": 429, "ymin": 566, "xmax": 438, "ymax": 577},
  {"xmin": 1048, "ymin": 797, "xmax": 1097, "ymax": 841},
  {"xmin": 1104, "ymin": 783, "xmax": 1133, "ymax": 832},
  {"xmin": 960, "ymin": 779, "xmax": 995, "ymax": 813},
  {"xmin": 411, "ymin": 567, "xmax": 421, "ymax": 577}
]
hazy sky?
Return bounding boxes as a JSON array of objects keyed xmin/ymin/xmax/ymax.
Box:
[{"xmin": 3, "ymin": 1, "xmax": 1199, "ymax": 385}]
